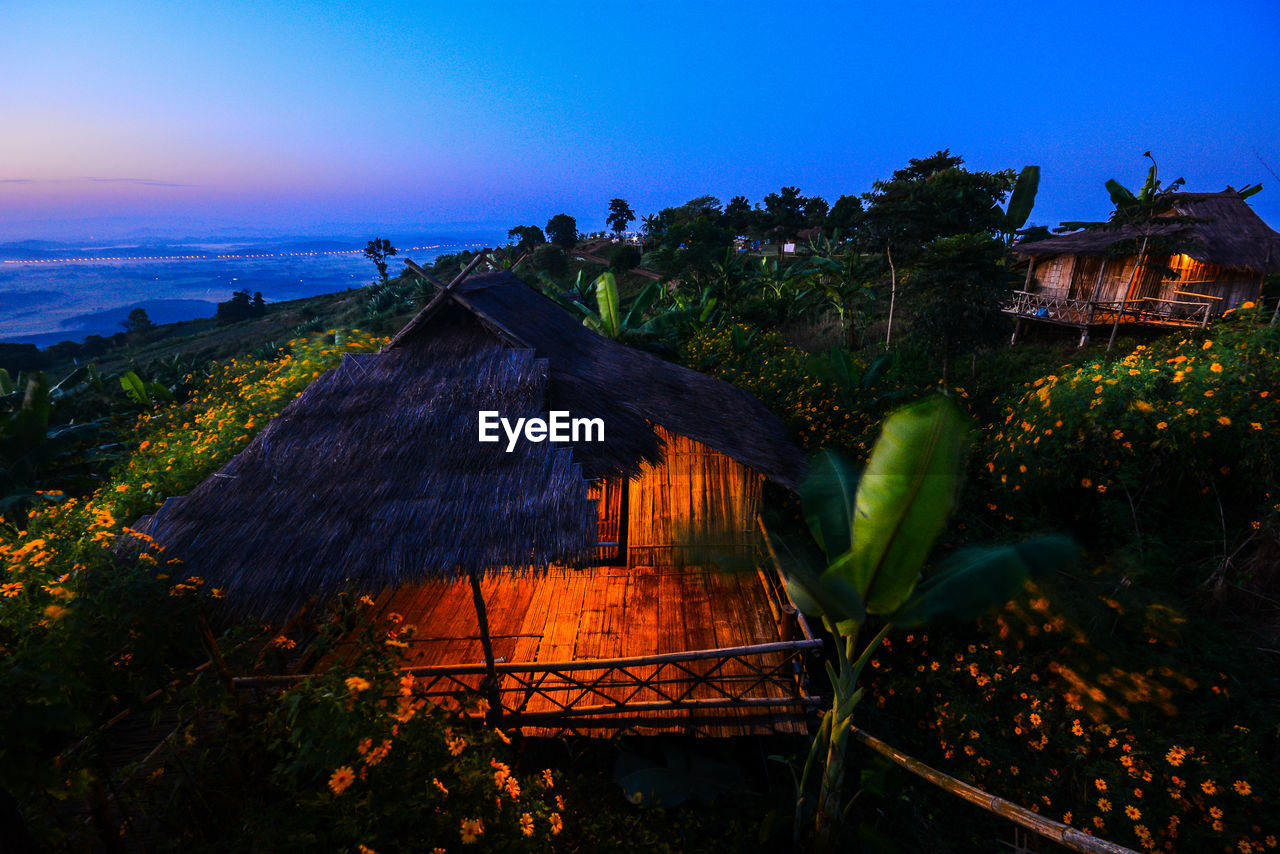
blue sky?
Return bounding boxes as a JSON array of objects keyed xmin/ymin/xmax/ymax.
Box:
[{"xmin": 2, "ymin": 0, "xmax": 1278, "ymax": 239}]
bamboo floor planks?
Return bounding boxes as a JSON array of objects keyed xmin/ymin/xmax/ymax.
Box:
[{"xmin": 369, "ymin": 565, "xmax": 813, "ymax": 737}]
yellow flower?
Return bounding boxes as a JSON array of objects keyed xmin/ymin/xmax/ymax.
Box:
[
  {"xmin": 1210, "ymin": 362, "xmax": 1223, "ymax": 373},
  {"xmin": 459, "ymin": 817, "xmax": 484, "ymax": 844},
  {"xmin": 345, "ymin": 676, "xmax": 371, "ymax": 694},
  {"xmin": 1125, "ymin": 805, "xmax": 1141, "ymax": 820},
  {"xmin": 1097, "ymin": 797, "xmax": 1111, "ymax": 812},
  {"xmin": 328, "ymin": 766, "xmax": 355, "ymax": 795}
]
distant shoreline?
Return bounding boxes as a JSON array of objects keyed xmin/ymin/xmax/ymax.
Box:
[{"xmin": 0, "ymin": 232, "xmax": 502, "ymax": 345}]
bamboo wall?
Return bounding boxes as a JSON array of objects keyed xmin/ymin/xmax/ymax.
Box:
[
  {"xmin": 626, "ymin": 426, "xmax": 763, "ymax": 567},
  {"xmin": 1031, "ymin": 256, "xmax": 1075, "ymax": 296},
  {"xmin": 1036, "ymin": 253, "xmax": 1262, "ymax": 309}
]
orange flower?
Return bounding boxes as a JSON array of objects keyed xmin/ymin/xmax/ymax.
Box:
[
  {"xmin": 1202, "ymin": 780, "xmax": 1218, "ymax": 795},
  {"xmin": 520, "ymin": 813, "xmax": 534, "ymax": 836},
  {"xmin": 459, "ymin": 818, "xmax": 484, "ymax": 844},
  {"xmin": 345, "ymin": 676, "xmax": 371, "ymax": 694},
  {"xmin": 549, "ymin": 813, "xmax": 563, "ymax": 835},
  {"xmin": 328, "ymin": 766, "xmax": 355, "ymax": 795},
  {"xmin": 1125, "ymin": 805, "xmax": 1141, "ymax": 820},
  {"xmin": 1233, "ymin": 780, "xmax": 1252, "ymax": 796}
]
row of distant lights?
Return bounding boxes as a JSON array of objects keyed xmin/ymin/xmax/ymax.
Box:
[{"xmin": 1, "ymin": 243, "xmax": 484, "ymax": 265}]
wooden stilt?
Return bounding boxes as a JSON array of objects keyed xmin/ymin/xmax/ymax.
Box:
[{"xmin": 468, "ymin": 568, "xmax": 503, "ymax": 724}]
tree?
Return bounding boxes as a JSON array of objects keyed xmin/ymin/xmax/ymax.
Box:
[
  {"xmin": 606, "ymin": 198, "xmax": 636, "ymax": 236},
  {"xmin": 853, "ymin": 151, "xmax": 1034, "ymax": 346},
  {"xmin": 826, "ymin": 195, "xmax": 862, "ymax": 235},
  {"xmin": 762, "ymin": 186, "xmax": 807, "ymax": 240},
  {"xmin": 545, "ymin": 214, "xmax": 578, "ymax": 249},
  {"xmin": 363, "ymin": 238, "xmax": 398, "ymax": 283},
  {"xmin": 723, "ymin": 195, "xmax": 754, "ymax": 236},
  {"xmin": 507, "ymin": 225, "xmax": 545, "ymax": 253},
  {"xmin": 908, "ymin": 233, "xmax": 1013, "ymax": 382},
  {"xmin": 610, "ymin": 244, "xmax": 641, "ymax": 273},
  {"xmin": 122, "ymin": 307, "xmax": 154, "ymax": 334},
  {"xmin": 215, "ymin": 289, "xmax": 265, "ymax": 325}
]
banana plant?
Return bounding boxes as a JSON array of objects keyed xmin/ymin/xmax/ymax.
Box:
[
  {"xmin": 0, "ymin": 372, "xmax": 112, "ymax": 526},
  {"xmin": 119, "ymin": 370, "xmax": 175, "ymax": 409},
  {"xmin": 545, "ymin": 271, "xmax": 666, "ymax": 341},
  {"xmin": 1001, "ymin": 164, "xmax": 1040, "ymax": 234},
  {"xmin": 762, "ymin": 395, "xmax": 1076, "ymax": 849}
]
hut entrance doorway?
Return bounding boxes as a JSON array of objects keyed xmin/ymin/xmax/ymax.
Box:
[{"xmin": 588, "ymin": 479, "xmax": 627, "ymax": 565}]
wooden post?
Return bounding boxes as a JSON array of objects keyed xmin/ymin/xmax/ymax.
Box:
[
  {"xmin": 1010, "ymin": 318, "xmax": 1022, "ymax": 345},
  {"xmin": 467, "ymin": 568, "xmax": 502, "ymax": 724},
  {"xmin": 1108, "ymin": 239, "xmax": 1148, "ymax": 353},
  {"xmin": 1090, "ymin": 256, "xmax": 1108, "ymax": 301}
]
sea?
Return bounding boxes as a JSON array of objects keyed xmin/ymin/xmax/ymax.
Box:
[{"xmin": 0, "ymin": 231, "xmax": 507, "ymax": 347}]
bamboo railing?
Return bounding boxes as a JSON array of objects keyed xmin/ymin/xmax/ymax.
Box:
[{"xmin": 1004, "ymin": 290, "xmax": 1212, "ymax": 330}]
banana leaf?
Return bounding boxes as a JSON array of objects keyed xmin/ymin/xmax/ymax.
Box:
[{"xmin": 841, "ymin": 395, "xmax": 967, "ymax": 614}]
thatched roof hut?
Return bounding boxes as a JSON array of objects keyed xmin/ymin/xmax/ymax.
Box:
[
  {"xmin": 1006, "ymin": 192, "xmax": 1279, "ymax": 344},
  {"xmin": 1016, "ymin": 191, "xmax": 1280, "ymax": 274},
  {"xmin": 136, "ymin": 271, "xmax": 805, "ymax": 623}
]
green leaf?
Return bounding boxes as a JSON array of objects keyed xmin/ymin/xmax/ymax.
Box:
[
  {"xmin": 784, "ymin": 562, "xmax": 866, "ymax": 626},
  {"xmin": 0, "ymin": 368, "xmax": 12, "ymax": 396},
  {"xmin": 120, "ymin": 371, "xmax": 149, "ymax": 406},
  {"xmin": 1239, "ymin": 183, "xmax": 1263, "ymax": 199},
  {"xmin": 890, "ymin": 536, "xmax": 1077, "ymax": 628},
  {"xmin": 845, "ymin": 395, "xmax": 968, "ymax": 614},
  {"xmin": 595, "ymin": 271, "xmax": 621, "ymax": 338},
  {"xmin": 1106, "ymin": 178, "xmax": 1135, "ymax": 208},
  {"xmin": 623, "ymin": 281, "xmax": 661, "ymax": 328},
  {"xmin": 799, "ymin": 449, "xmax": 860, "ymax": 559},
  {"xmin": 1004, "ymin": 165, "xmax": 1040, "ymax": 231}
]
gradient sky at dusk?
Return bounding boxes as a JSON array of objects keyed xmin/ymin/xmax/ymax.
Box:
[{"xmin": 2, "ymin": 0, "xmax": 1279, "ymax": 240}]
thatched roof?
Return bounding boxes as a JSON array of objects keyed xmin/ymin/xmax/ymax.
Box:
[
  {"xmin": 136, "ymin": 272, "xmax": 805, "ymax": 621},
  {"xmin": 386, "ymin": 271, "xmax": 806, "ymax": 487},
  {"xmin": 1015, "ymin": 191, "xmax": 1280, "ymax": 273}
]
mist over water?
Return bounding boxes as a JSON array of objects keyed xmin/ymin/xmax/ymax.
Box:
[{"xmin": 0, "ymin": 231, "xmax": 505, "ymax": 345}]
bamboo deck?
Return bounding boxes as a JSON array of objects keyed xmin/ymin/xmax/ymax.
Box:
[{"xmin": 367, "ymin": 565, "xmax": 820, "ymax": 737}]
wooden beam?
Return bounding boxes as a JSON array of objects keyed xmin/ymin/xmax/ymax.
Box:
[{"xmin": 851, "ymin": 728, "xmax": 1139, "ymax": 854}]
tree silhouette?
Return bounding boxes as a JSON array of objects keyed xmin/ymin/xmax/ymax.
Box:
[
  {"xmin": 606, "ymin": 199, "xmax": 636, "ymax": 236},
  {"xmin": 363, "ymin": 238, "xmax": 398, "ymax": 283}
]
